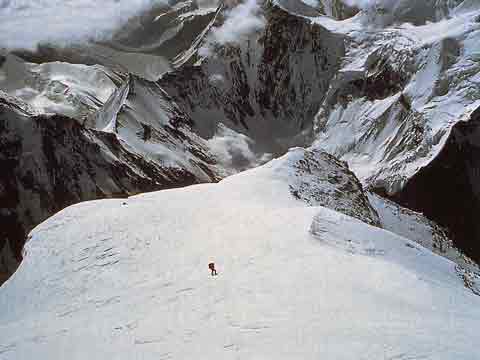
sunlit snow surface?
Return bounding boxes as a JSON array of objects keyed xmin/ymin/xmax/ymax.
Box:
[{"xmin": 1, "ymin": 149, "xmax": 479, "ymax": 359}]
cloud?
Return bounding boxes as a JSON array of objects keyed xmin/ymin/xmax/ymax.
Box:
[
  {"xmin": 206, "ymin": 123, "xmax": 271, "ymax": 173},
  {"xmin": 199, "ymin": 0, "xmax": 265, "ymax": 56},
  {"xmin": 340, "ymin": 0, "xmax": 405, "ymax": 26},
  {"xmin": 0, "ymin": 0, "xmax": 168, "ymax": 51},
  {"xmin": 341, "ymin": 0, "xmax": 373, "ymax": 9},
  {"xmin": 301, "ymin": 0, "xmax": 320, "ymax": 7},
  {"xmin": 208, "ymin": 73, "xmax": 225, "ymax": 86}
]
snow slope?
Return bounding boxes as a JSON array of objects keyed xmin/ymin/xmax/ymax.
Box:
[{"xmin": 1, "ymin": 149, "xmax": 479, "ymax": 359}]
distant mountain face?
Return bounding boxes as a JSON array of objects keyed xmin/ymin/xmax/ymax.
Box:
[
  {"xmin": 1, "ymin": 0, "xmax": 480, "ymax": 283},
  {"xmin": 0, "ymin": 54, "xmax": 124, "ymax": 119}
]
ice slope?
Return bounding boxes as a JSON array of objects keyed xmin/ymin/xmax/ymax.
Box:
[{"xmin": 1, "ymin": 149, "xmax": 479, "ymax": 359}]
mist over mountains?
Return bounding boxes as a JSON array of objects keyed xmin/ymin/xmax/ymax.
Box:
[{"xmin": 0, "ymin": 0, "xmax": 172, "ymax": 50}]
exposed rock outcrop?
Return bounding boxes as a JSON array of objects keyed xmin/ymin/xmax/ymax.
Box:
[{"xmin": 287, "ymin": 149, "xmax": 380, "ymax": 227}]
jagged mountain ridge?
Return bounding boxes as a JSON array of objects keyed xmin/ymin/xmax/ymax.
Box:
[{"xmin": 0, "ymin": 53, "xmax": 124, "ymax": 119}]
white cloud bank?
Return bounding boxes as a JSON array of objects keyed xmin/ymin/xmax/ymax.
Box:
[
  {"xmin": 199, "ymin": 0, "xmax": 265, "ymax": 56},
  {"xmin": 341, "ymin": 0, "xmax": 373, "ymax": 9},
  {"xmin": 0, "ymin": 0, "xmax": 168, "ymax": 50},
  {"xmin": 207, "ymin": 123, "xmax": 271, "ymax": 173}
]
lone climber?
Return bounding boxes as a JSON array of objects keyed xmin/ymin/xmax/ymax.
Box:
[{"xmin": 208, "ymin": 262, "xmax": 217, "ymax": 276}]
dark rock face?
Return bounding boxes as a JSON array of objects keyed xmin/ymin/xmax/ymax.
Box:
[
  {"xmin": 391, "ymin": 106, "xmax": 480, "ymax": 262},
  {"xmin": 339, "ymin": 60, "xmax": 409, "ymax": 102},
  {"xmin": 288, "ymin": 149, "xmax": 381, "ymax": 227}
]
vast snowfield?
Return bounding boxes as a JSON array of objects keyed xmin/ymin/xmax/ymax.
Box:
[{"xmin": 1, "ymin": 149, "xmax": 479, "ymax": 359}]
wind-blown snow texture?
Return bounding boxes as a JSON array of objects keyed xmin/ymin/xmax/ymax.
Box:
[{"xmin": 1, "ymin": 148, "xmax": 479, "ymax": 359}]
